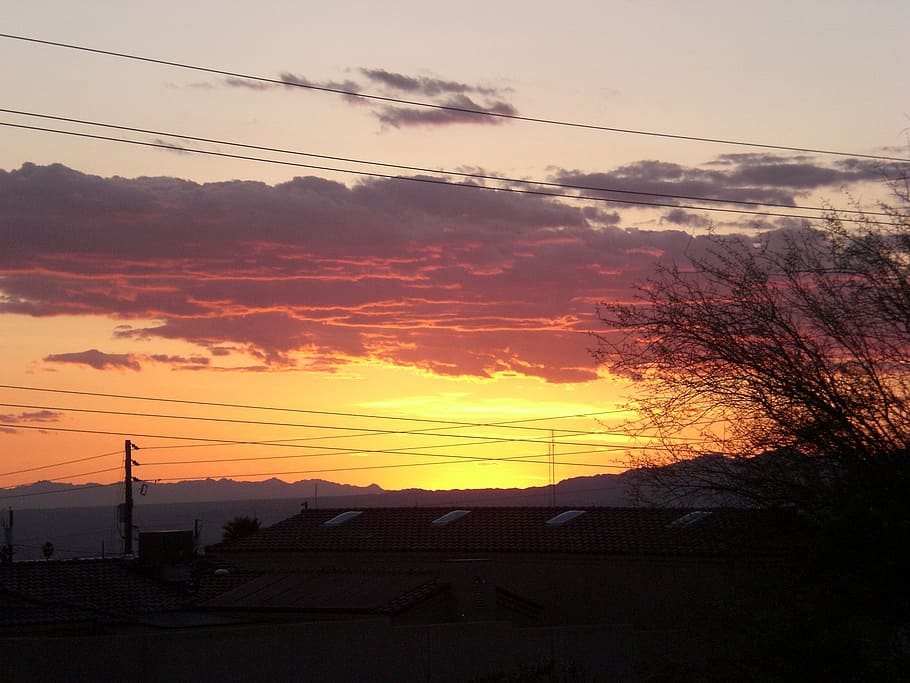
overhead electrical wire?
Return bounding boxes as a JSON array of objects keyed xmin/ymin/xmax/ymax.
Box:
[
  {"xmin": 0, "ymin": 449, "xmax": 121, "ymax": 478},
  {"xmin": 0, "ymin": 385, "xmax": 706, "ymax": 453},
  {"xmin": 0, "ymin": 419, "xmax": 644, "ymax": 455},
  {"xmin": 41, "ymin": 465, "xmax": 124, "ymax": 480},
  {"xmin": 3, "ymin": 442, "xmax": 627, "ymax": 499},
  {"xmin": 0, "ymin": 387, "xmax": 712, "ymax": 483},
  {"xmin": 0, "ymin": 384, "xmax": 624, "ymax": 435},
  {"xmin": 2, "ymin": 33, "xmax": 907, "ymax": 164},
  {"xmin": 3, "ymin": 121, "xmax": 897, "ymax": 227},
  {"xmin": 0, "ymin": 401, "xmax": 647, "ymax": 450},
  {"xmin": 0, "ymin": 389, "xmax": 658, "ymax": 483},
  {"xmin": 1, "ymin": 109, "xmax": 892, "ymax": 219},
  {"xmin": 0, "ymin": 421, "xmax": 642, "ymax": 469}
]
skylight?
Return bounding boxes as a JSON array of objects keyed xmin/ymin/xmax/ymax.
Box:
[
  {"xmin": 431, "ymin": 510, "xmax": 471, "ymax": 526},
  {"xmin": 545, "ymin": 510, "xmax": 586, "ymax": 526},
  {"xmin": 321, "ymin": 511, "xmax": 363, "ymax": 527},
  {"xmin": 668, "ymin": 511, "xmax": 713, "ymax": 528}
]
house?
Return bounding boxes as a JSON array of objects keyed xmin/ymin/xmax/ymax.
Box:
[
  {"xmin": 204, "ymin": 505, "xmax": 797, "ymax": 628},
  {"xmin": 0, "ymin": 507, "xmax": 801, "ymax": 680}
]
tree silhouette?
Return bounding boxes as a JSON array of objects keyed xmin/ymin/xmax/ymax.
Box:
[
  {"xmin": 595, "ymin": 182, "xmax": 910, "ymax": 518},
  {"xmin": 594, "ymin": 179, "xmax": 910, "ymax": 677},
  {"xmin": 221, "ymin": 515, "xmax": 261, "ymax": 544}
]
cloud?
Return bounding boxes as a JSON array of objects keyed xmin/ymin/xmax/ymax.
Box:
[
  {"xmin": 359, "ymin": 68, "xmax": 501, "ymax": 98},
  {"xmin": 662, "ymin": 209, "xmax": 711, "ymax": 227},
  {"xmin": 376, "ymin": 95, "xmax": 518, "ymax": 128},
  {"xmin": 223, "ymin": 67, "xmax": 518, "ymax": 128},
  {"xmin": 149, "ymin": 354, "xmax": 210, "ymax": 365},
  {"xmin": 0, "ymin": 160, "xmax": 883, "ymax": 383},
  {"xmin": 223, "ymin": 77, "xmax": 274, "ymax": 91},
  {"xmin": 553, "ymin": 154, "xmax": 893, "ymax": 210},
  {"xmin": 0, "ymin": 409, "xmax": 64, "ymax": 434},
  {"xmin": 43, "ymin": 349, "xmax": 142, "ymax": 371},
  {"xmin": 276, "ymin": 73, "xmax": 363, "ymax": 95},
  {"xmin": 0, "ymin": 410, "xmax": 63, "ymax": 424}
]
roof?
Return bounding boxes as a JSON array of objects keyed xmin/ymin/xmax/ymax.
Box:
[
  {"xmin": 0, "ymin": 558, "xmax": 192, "ymax": 627},
  {"xmin": 211, "ymin": 506, "xmax": 796, "ymax": 557},
  {"xmin": 199, "ymin": 569, "xmax": 441, "ymax": 615}
]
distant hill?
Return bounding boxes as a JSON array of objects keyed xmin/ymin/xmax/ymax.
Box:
[
  {"xmin": 0, "ymin": 472, "xmax": 634, "ymax": 511},
  {"xmin": 0, "ymin": 477, "xmax": 383, "ymax": 510}
]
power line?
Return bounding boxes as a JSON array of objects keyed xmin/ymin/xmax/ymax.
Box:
[
  {"xmin": 0, "ymin": 402, "xmax": 640, "ymax": 450},
  {"xmin": 1, "ymin": 109, "xmax": 892, "ymax": 218},
  {"xmin": 4, "ymin": 121, "xmax": 897, "ymax": 227},
  {"xmin": 0, "ymin": 420, "xmax": 679, "ymax": 494},
  {"xmin": 0, "ymin": 384, "xmax": 624, "ymax": 434},
  {"xmin": 1, "ymin": 440, "xmax": 628, "ymax": 498},
  {"xmin": 0, "ymin": 422, "xmax": 646, "ymax": 458},
  {"xmin": 0, "ymin": 455, "xmax": 634, "ymax": 503},
  {"xmin": 2, "ymin": 33, "xmax": 906, "ymax": 164},
  {"xmin": 0, "ymin": 449, "xmax": 121, "ymax": 478},
  {"xmin": 50, "ymin": 465, "xmax": 123, "ymax": 480},
  {"xmin": 0, "ymin": 419, "xmax": 636, "ymax": 469}
]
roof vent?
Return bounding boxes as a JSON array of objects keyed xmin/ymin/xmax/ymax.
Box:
[
  {"xmin": 321, "ymin": 511, "xmax": 363, "ymax": 527},
  {"xmin": 432, "ymin": 510, "xmax": 471, "ymax": 526},
  {"xmin": 668, "ymin": 511, "xmax": 713, "ymax": 528},
  {"xmin": 545, "ymin": 510, "xmax": 586, "ymax": 526}
]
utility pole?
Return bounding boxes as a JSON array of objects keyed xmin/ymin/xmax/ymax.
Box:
[
  {"xmin": 124, "ymin": 439, "xmax": 139, "ymax": 555},
  {"xmin": 1, "ymin": 507, "xmax": 12, "ymax": 562}
]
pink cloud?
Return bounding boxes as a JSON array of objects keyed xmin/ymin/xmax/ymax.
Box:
[{"xmin": 1, "ymin": 160, "xmax": 854, "ymax": 382}]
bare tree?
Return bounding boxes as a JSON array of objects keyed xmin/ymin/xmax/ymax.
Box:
[{"xmin": 594, "ymin": 182, "xmax": 910, "ymax": 518}]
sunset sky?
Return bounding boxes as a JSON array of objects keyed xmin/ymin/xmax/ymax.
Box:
[{"xmin": 2, "ymin": 1, "xmax": 908, "ymax": 501}]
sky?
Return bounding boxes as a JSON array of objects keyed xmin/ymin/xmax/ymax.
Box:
[{"xmin": 1, "ymin": 1, "xmax": 908, "ymax": 499}]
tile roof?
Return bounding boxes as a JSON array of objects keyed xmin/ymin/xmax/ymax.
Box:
[
  {"xmin": 212, "ymin": 506, "xmax": 796, "ymax": 557},
  {"xmin": 0, "ymin": 558, "xmax": 192, "ymax": 625},
  {"xmin": 0, "ymin": 589, "xmax": 96, "ymax": 627},
  {"xmin": 200, "ymin": 569, "xmax": 440, "ymax": 614}
]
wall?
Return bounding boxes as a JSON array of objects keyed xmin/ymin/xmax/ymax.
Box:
[{"xmin": 0, "ymin": 619, "xmax": 632, "ymax": 682}]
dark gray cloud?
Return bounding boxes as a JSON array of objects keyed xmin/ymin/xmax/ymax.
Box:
[
  {"xmin": 359, "ymin": 68, "xmax": 501, "ymax": 97},
  {"xmin": 222, "ymin": 68, "xmax": 518, "ymax": 128},
  {"xmin": 223, "ymin": 77, "xmax": 272, "ymax": 91},
  {"xmin": 662, "ymin": 209, "xmax": 711, "ymax": 227},
  {"xmin": 553, "ymin": 154, "xmax": 893, "ymax": 210},
  {"xmin": 376, "ymin": 95, "xmax": 517, "ymax": 128},
  {"xmin": 1, "ymin": 409, "xmax": 62, "ymax": 434},
  {"xmin": 0, "ymin": 410, "xmax": 63, "ymax": 424},
  {"xmin": 149, "ymin": 354, "xmax": 211, "ymax": 366},
  {"xmin": 43, "ymin": 349, "xmax": 141, "ymax": 371},
  {"xmin": 277, "ymin": 73, "xmax": 363, "ymax": 95}
]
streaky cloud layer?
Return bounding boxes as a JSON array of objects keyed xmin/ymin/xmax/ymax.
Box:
[{"xmin": 0, "ymin": 157, "xmax": 887, "ymax": 382}]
